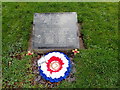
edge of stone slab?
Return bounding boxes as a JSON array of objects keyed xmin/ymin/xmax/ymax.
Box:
[{"xmin": 28, "ymin": 17, "xmax": 85, "ymax": 53}]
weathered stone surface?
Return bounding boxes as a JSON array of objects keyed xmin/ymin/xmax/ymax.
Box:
[{"xmin": 32, "ymin": 12, "xmax": 80, "ymax": 49}]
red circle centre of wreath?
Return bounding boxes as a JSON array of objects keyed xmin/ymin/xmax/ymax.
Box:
[{"xmin": 46, "ymin": 56, "xmax": 64, "ymax": 74}]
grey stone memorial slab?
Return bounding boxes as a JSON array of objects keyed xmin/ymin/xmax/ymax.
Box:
[{"xmin": 32, "ymin": 12, "xmax": 80, "ymax": 50}]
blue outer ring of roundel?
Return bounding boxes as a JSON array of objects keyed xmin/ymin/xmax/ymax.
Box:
[{"xmin": 38, "ymin": 51, "xmax": 71, "ymax": 83}]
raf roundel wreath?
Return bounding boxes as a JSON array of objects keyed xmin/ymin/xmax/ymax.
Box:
[{"xmin": 37, "ymin": 51, "xmax": 71, "ymax": 82}]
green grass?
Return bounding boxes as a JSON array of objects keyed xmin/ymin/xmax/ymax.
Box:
[{"xmin": 2, "ymin": 2, "xmax": 119, "ymax": 88}]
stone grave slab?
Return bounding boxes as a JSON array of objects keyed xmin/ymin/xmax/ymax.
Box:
[{"xmin": 31, "ymin": 12, "xmax": 80, "ymax": 51}]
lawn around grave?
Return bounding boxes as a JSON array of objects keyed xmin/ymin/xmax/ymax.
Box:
[{"xmin": 2, "ymin": 2, "xmax": 119, "ymax": 88}]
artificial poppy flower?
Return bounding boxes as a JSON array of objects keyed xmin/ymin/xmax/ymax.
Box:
[
  {"xmin": 72, "ymin": 49, "xmax": 79, "ymax": 55},
  {"xmin": 26, "ymin": 51, "xmax": 33, "ymax": 55}
]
